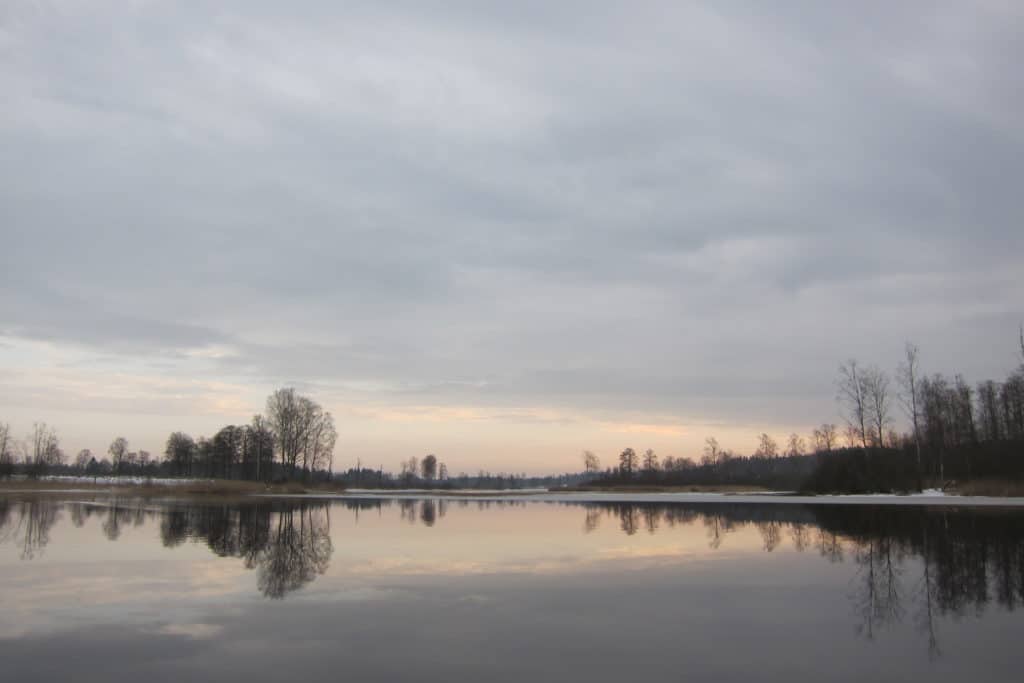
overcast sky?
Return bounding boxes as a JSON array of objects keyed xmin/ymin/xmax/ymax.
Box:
[{"xmin": 2, "ymin": 1, "xmax": 1022, "ymax": 473}]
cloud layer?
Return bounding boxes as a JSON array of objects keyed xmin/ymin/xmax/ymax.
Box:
[{"xmin": 2, "ymin": 2, "xmax": 1022, "ymax": 470}]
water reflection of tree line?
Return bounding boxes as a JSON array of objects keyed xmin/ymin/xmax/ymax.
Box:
[
  {"xmin": 575, "ymin": 501, "xmax": 1024, "ymax": 656},
  {"xmin": 159, "ymin": 501, "xmax": 333, "ymax": 599},
  {"xmin": 0, "ymin": 498, "xmax": 334, "ymax": 599},
  {"xmin": 0, "ymin": 498, "xmax": 61, "ymax": 559},
  {"xmin": 2, "ymin": 497, "xmax": 1023, "ymax": 652}
]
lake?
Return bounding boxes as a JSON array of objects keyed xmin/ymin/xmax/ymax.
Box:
[{"xmin": 2, "ymin": 494, "xmax": 1023, "ymax": 681}]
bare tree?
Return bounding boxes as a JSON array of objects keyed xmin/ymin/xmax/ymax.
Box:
[
  {"xmin": 74, "ymin": 449, "xmax": 92, "ymax": 470},
  {"xmin": 165, "ymin": 432, "xmax": 195, "ymax": 477},
  {"xmin": 582, "ymin": 450, "xmax": 600, "ymax": 474},
  {"xmin": 267, "ymin": 388, "xmax": 335, "ymax": 481},
  {"xmin": 703, "ymin": 437, "xmax": 721, "ymax": 466},
  {"xmin": 754, "ymin": 433, "xmax": 778, "ymax": 459},
  {"xmin": 248, "ymin": 415, "xmax": 274, "ymax": 482},
  {"xmin": 812, "ymin": 423, "xmax": 838, "ymax": 453},
  {"xmin": 642, "ymin": 448, "xmax": 659, "ymax": 473},
  {"xmin": 862, "ymin": 365, "xmax": 892, "ymax": 447},
  {"xmin": 319, "ymin": 413, "xmax": 337, "ymax": 478},
  {"xmin": 897, "ymin": 343, "xmax": 924, "ymax": 487},
  {"xmin": 786, "ymin": 433, "xmax": 805, "ymax": 457},
  {"xmin": 438, "ymin": 462, "xmax": 448, "ymax": 481},
  {"xmin": 300, "ymin": 406, "xmax": 336, "ymax": 480},
  {"xmin": 0, "ymin": 422, "xmax": 13, "ymax": 476},
  {"xmin": 211, "ymin": 425, "xmax": 242, "ymax": 479},
  {"xmin": 25, "ymin": 423, "xmax": 62, "ymax": 476},
  {"xmin": 108, "ymin": 436, "xmax": 128, "ymax": 475},
  {"xmin": 953, "ymin": 375, "xmax": 977, "ymax": 445},
  {"xmin": 421, "ymin": 454, "xmax": 438, "ymax": 480},
  {"xmin": 703, "ymin": 437, "xmax": 733, "ymax": 469},
  {"xmin": 976, "ymin": 380, "xmax": 1002, "ymax": 442},
  {"xmin": 838, "ymin": 360, "xmax": 869, "ymax": 450},
  {"xmin": 618, "ymin": 448, "xmax": 638, "ymax": 476},
  {"xmin": 266, "ymin": 388, "xmax": 304, "ymax": 479}
]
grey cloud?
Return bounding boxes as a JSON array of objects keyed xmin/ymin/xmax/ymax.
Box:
[
  {"xmin": 2, "ymin": 1, "xmax": 1022, "ymax": 431},
  {"xmin": 0, "ymin": 284, "xmax": 228, "ymax": 354}
]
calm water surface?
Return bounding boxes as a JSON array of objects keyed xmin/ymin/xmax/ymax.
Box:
[{"xmin": 2, "ymin": 495, "xmax": 1023, "ymax": 682}]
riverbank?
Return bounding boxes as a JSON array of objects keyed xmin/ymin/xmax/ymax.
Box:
[
  {"xmin": 4, "ymin": 476, "xmax": 1024, "ymax": 506},
  {"xmin": 562, "ymin": 484, "xmax": 772, "ymax": 494},
  {"xmin": 0, "ymin": 477, "xmax": 335, "ymax": 498}
]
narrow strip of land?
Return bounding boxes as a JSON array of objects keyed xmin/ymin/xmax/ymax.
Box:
[{"xmin": 4, "ymin": 478, "xmax": 1024, "ymax": 506}]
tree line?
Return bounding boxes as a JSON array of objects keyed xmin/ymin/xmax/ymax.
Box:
[
  {"xmin": 587, "ymin": 330, "xmax": 1024, "ymax": 493},
  {"xmin": 4, "ymin": 329, "xmax": 1021, "ymax": 492},
  {"xmin": 1, "ymin": 385, "xmax": 587, "ymax": 489},
  {"xmin": 0, "ymin": 387, "xmax": 336, "ymax": 483},
  {"xmin": 161, "ymin": 386, "xmax": 337, "ymax": 482}
]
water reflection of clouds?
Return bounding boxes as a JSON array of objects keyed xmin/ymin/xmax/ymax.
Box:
[
  {"xmin": 335, "ymin": 546, "xmax": 718, "ymax": 578},
  {"xmin": 3, "ymin": 495, "xmax": 1024, "ymax": 660},
  {"xmin": 0, "ymin": 558, "xmax": 252, "ymax": 639},
  {"xmin": 157, "ymin": 623, "xmax": 225, "ymax": 640}
]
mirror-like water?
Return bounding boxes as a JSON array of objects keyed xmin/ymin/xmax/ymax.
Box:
[{"xmin": 2, "ymin": 495, "xmax": 1023, "ymax": 682}]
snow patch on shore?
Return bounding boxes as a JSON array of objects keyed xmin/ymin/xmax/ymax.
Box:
[{"xmin": 39, "ymin": 475, "xmax": 208, "ymax": 486}]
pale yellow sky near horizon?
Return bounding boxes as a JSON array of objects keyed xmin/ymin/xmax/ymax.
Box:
[
  {"xmin": 0, "ymin": 337, "xmax": 822, "ymax": 474},
  {"xmin": 0, "ymin": 397, "xmax": 815, "ymax": 476}
]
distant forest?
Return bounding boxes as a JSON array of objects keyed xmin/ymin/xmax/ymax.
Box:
[
  {"xmin": 2, "ymin": 331, "xmax": 1022, "ymax": 493},
  {"xmin": 0, "ymin": 387, "xmax": 586, "ymax": 490},
  {"xmin": 588, "ymin": 331, "xmax": 1024, "ymax": 493}
]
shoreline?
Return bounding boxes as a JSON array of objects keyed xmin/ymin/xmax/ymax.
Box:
[{"xmin": 3, "ymin": 478, "xmax": 1024, "ymax": 506}]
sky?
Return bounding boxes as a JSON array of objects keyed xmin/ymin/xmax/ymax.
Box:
[{"xmin": 2, "ymin": 1, "xmax": 1022, "ymax": 474}]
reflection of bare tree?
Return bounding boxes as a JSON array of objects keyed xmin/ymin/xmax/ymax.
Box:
[
  {"xmin": 569, "ymin": 501, "xmax": 1024, "ymax": 656},
  {"xmin": 161, "ymin": 507, "xmax": 191, "ymax": 547},
  {"xmin": 756, "ymin": 520, "xmax": 782, "ymax": 552},
  {"xmin": 852, "ymin": 536, "xmax": 904, "ymax": 640},
  {"xmin": 915, "ymin": 523, "xmax": 941, "ymax": 660},
  {"xmin": 341, "ymin": 498, "xmax": 390, "ymax": 522},
  {"xmin": 789, "ymin": 523, "xmax": 810, "ymax": 552},
  {"xmin": 420, "ymin": 500, "xmax": 437, "ymax": 527},
  {"xmin": 257, "ymin": 504, "xmax": 333, "ymax": 599},
  {"xmin": 0, "ymin": 500, "xmax": 59, "ymax": 558},
  {"xmin": 238, "ymin": 504, "xmax": 272, "ymax": 569},
  {"xmin": 993, "ymin": 519, "xmax": 1024, "ymax": 610},
  {"xmin": 816, "ymin": 529, "xmax": 845, "ymax": 563},
  {"xmin": 703, "ymin": 513, "xmax": 724, "ymax": 549},
  {"xmin": 0, "ymin": 499, "xmax": 12, "ymax": 544},
  {"xmin": 642, "ymin": 507, "xmax": 660, "ymax": 535},
  {"xmin": 18, "ymin": 500, "xmax": 60, "ymax": 559},
  {"xmin": 102, "ymin": 501, "xmax": 141, "ymax": 541},
  {"xmin": 661, "ymin": 507, "xmax": 699, "ymax": 528},
  {"xmin": 618, "ymin": 506, "xmax": 639, "ymax": 536},
  {"xmin": 153, "ymin": 500, "xmax": 334, "ymax": 599},
  {"xmin": 399, "ymin": 499, "xmax": 417, "ymax": 525},
  {"xmin": 69, "ymin": 503, "xmax": 88, "ymax": 528}
]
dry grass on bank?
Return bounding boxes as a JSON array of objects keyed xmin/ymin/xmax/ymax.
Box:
[
  {"xmin": 0, "ymin": 478, "xmax": 347, "ymax": 498},
  {"xmin": 564, "ymin": 484, "xmax": 772, "ymax": 494},
  {"xmin": 953, "ymin": 479, "xmax": 1024, "ymax": 497}
]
